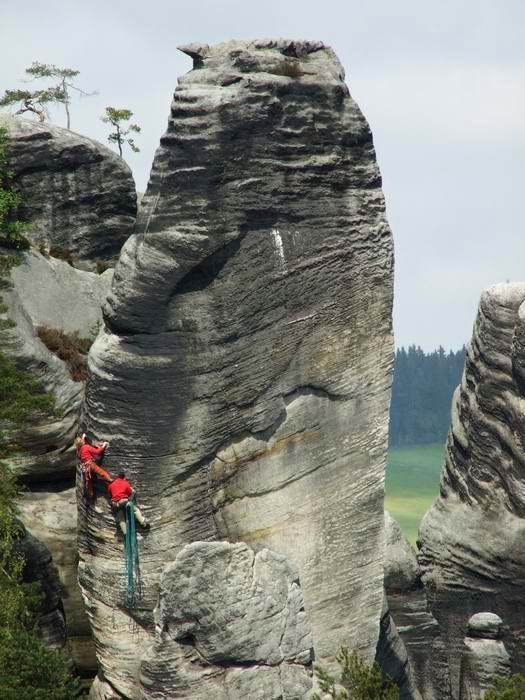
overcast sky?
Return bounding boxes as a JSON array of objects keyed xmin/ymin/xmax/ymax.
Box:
[{"xmin": 2, "ymin": 0, "xmax": 524, "ymax": 351}]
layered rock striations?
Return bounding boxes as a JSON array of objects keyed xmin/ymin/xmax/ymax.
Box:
[
  {"xmin": 419, "ymin": 283, "xmax": 525, "ymax": 695},
  {"xmin": 80, "ymin": 39, "xmax": 394, "ymax": 697},
  {"xmin": 3, "ymin": 116, "xmax": 136, "ymax": 266}
]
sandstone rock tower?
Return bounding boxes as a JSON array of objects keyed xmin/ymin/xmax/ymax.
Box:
[
  {"xmin": 419, "ymin": 283, "xmax": 525, "ymax": 695},
  {"xmin": 79, "ymin": 39, "xmax": 394, "ymax": 698}
]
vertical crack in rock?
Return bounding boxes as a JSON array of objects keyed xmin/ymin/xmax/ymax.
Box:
[
  {"xmin": 384, "ymin": 512, "xmax": 450, "ymax": 699},
  {"xmin": 80, "ymin": 38, "xmax": 393, "ymax": 698},
  {"xmin": 419, "ymin": 283, "xmax": 525, "ymax": 697}
]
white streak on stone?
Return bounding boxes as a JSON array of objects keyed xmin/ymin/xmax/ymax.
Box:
[{"xmin": 271, "ymin": 228, "xmax": 286, "ymax": 268}]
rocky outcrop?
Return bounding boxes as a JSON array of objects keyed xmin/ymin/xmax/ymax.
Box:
[
  {"xmin": 0, "ymin": 251, "xmax": 112, "ymax": 676},
  {"xmin": 139, "ymin": 541, "xmax": 313, "ymax": 699},
  {"xmin": 17, "ymin": 485, "xmax": 96, "ymax": 676},
  {"xmin": 15, "ymin": 521, "xmax": 67, "ymax": 651},
  {"xmin": 419, "ymin": 283, "xmax": 525, "ymax": 696},
  {"xmin": 79, "ymin": 39, "xmax": 394, "ymax": 698},
  {"xmin": 384, "ymin": 512, "xmax": 450, "ymax": 699},
  {"xmin": 2, "ymin": 250, "xmax": 111, "ymax": 482},
  {"xmin": 375, "ymin": 595, "xmax": 422, "ymax": 700},
  {"xmin": 459, "ymin": 613, "xmax": 510, "ymax": 699},
  {"xmin": 3, "ymin": 116, "xmax": 136, "ymax": 266}
]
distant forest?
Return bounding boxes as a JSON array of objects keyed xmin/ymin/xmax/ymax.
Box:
[{"xmin": 389, "ymin": 345, "xmax": 466, "ymax": 447}]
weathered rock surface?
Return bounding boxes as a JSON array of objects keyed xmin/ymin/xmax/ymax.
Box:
[
  {"xmin": 139, "ymin": 541, "xmax": 313, "ymax": 698},
  {"xmin": 419, "ymin": 283, "xmax": 525, "ymax": 695},
  {"xmin": 18, "ymin": 485, "xmax": 96, "ymax": 675},
  {"xmin": 0, "ymin": 250, "xmax": 111, "ymax": 675},
  {"xmin": 15, "ymin": 520, "xmax": 67, "ymax": 651},
  {"xmin": 459, "ymin": 613, "xmax": 511, "ymax": 699},
  {"xmin": 80, "ymin": 39, "xmax": 394, "ymax": 698},
  {"xmin": 1, "ymin": 250, "xmax": 111, "ymax": 482},
  {"xmin": 375, "ymin": 595, "xmax": 422, "ymax": 700},
  {"xmin": 384, "ymin": 512, "xmax": 450, "ymax": 699},
  {"xmin": 3, "ymin": 116, "xmax": 136, "ymax": 265}
]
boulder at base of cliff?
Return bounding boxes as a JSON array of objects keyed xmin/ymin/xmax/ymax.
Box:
[{"xmin": 139, "ymin": 541, "xmax": 313, "ymax": 700}]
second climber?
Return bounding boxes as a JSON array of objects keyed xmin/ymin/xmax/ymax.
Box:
[{"xmin": 108, "ymin": 471, "xmax": 150, "ymax": 534}]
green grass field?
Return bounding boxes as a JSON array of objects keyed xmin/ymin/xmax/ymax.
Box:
[{"xmin": 385, "ymin": 443, "xmax": 445, "ymax": 545}]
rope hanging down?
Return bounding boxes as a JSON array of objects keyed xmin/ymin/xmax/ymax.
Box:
[{"xmin": 124, "ymin": 496, "xmax": 141, "ymax": 608}]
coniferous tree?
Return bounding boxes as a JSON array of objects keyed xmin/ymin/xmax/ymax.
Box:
[{"xmin": 389, "ymin": 345, "xmax": 466, "ymax": 447}]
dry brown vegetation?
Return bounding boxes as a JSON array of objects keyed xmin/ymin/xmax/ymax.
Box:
[
  {"xmin": 48, "ymin": 246, "xmax": 74, "ymax": 266},
  {"xmin": 268, "ymin": 60, "xmax": 306, "ymax": 78},
  {"xmin": 36, "ymin": 325, "xmax": 92, "ymax": 381}
]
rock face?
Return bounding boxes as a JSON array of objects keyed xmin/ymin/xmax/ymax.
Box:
[
  {"xmin": 384, "ymin": 512, "xmax": 450, "ymax": 699},
  {"xmin": 419, "ymin": 283, "xmax": 525, "ymax": 695},
  {"xmin": 1, "ymin": 252, "xmax": 112, "ymax": 674},
  {"xmin": 459, "ymin": 613, "xmax": 510, "ymax": 699},
  {"xmin": 16, "ymin": 521, "xmax": 67, "ymax": 651},
  {"xmin": 17, "ymin": 486, "xmax": 96, "ymax": 676},
  {"xmin": 3, "ymin": 116, "xmax": 136, "ymax": 265},
  {"xmin": 140, "ymin": 541, "xmax": 313, "ymax": 699},
  {"xmin": 2, "ymin": 250, "xmax": 112, "ymax": 482},
  {"xmin": 375, "ymin": 595, "xmax": 422, "ymax": 700},
  {"xmin": 79, "ymin": 39, "xmax": 394, "ymax": 698}
]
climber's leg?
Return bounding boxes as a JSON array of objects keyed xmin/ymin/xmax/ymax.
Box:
[
  {"xmin": 82, "ymin": 465, "xmax": 94, "ymax": 498},
  {"xmin": 112, "ymin": 499, "xmax": 128, "ymax": 534},
  {"xmin": 133, "ymin": 505, "xmax": 150, "ymax": 528}
]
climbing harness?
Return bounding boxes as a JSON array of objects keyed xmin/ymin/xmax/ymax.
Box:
[{"xmin": 124, "ymin": 495, "xmax": 141, "ymax": 608}]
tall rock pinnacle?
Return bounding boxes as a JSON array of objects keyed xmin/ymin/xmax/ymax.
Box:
[
  {"xmin": 419, "ymin": 283, "xmax": 525, "ymax": 696},
  {"xmin": 79, "ymin": 39, "xmax": 394, "ymax": 698}
]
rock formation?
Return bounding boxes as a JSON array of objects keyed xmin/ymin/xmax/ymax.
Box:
[
  {"xmin": 0, "ymin": 116, "xmax": 137, "ymax": 674},
  {"xmin": 419, "ymin": 283, "xmax": 525, "ymax": 695},
  {"xmin": 0, "ymin": 250, "xmax": 110, "ymax": 675},
  {"xmin": 3, "ymin": 116, "xmax": 136, "ymax": 266},
  {"xmin": 459, "ymin": 613, "xmax": 510, "ymax": 699},
  {"xmin": 79, "ymin": 39, "xmax": 394, "ymax": 698},
  {"xmin": 16, "ymin": 520, "xmax": 67, "ymax": 651},
  {"xmin": 2, "ymin": 250, "xmax": 112, "ymax": 482},
  {"xmin": 375, "ymin": 595, "xmax": 422, "ymax": 700},
  {"xmin": 17, "ymin": 485, "xmax": 96, "ymax": 675},
  {"xmin": 140, "ymin": 541, "xmax": 313, "ymax": 699},
  {"xmin": 384, "ymin": 512, "xmax": 450, "ymax": 699}
]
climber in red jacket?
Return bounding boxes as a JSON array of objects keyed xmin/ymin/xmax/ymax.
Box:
[
  {"xmin": 75, "ymin": 433, "xmax": 112, "ymax": 498},
  {"xmin": 108, "ymin": 471, "xmax": 150, "ymax": 535}
]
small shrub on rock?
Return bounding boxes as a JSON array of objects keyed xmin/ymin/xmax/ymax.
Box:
[
  {"xmin": 269, "ymin": 59, "xmax": 306, "ymax": 78},
  {"xmin": 48, "ymin": 246, "xmax": 74, "ymax": 266},
  {"xmin": 95, "ymin": 258, "xmax": 109, "ymax": 274},
  {"xmin": 485, "ymin": 675, "xmax": 525, "ymax": 699},
  {"xmin": 36, "ymin": 325, "xmax": 92, "ymax": 382},
  {"xmin": 312, "ymin": 646, "xmax": 399, "ymax": 700}
]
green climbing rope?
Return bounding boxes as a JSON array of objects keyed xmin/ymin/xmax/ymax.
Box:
[{"xmin": 124, "ymin": 496, "xmax": 140, "ymax": 608}]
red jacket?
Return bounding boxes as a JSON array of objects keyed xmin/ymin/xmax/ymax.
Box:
[
  {"xmin": 78, "ymin": 444, "xmax": 105, "ymax": 463},
  {"xmin": 108, "ymin": 477, "xmax": 133, "ymax": 503}
]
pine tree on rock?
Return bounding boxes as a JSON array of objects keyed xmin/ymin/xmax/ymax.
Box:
[
  {"xmin": 0, "ymin": 62, "xmax": 94, "ymax": 128},
  {"xmin": 101, "ymin": 107, "xmax": 141, "ymax": 157}
]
